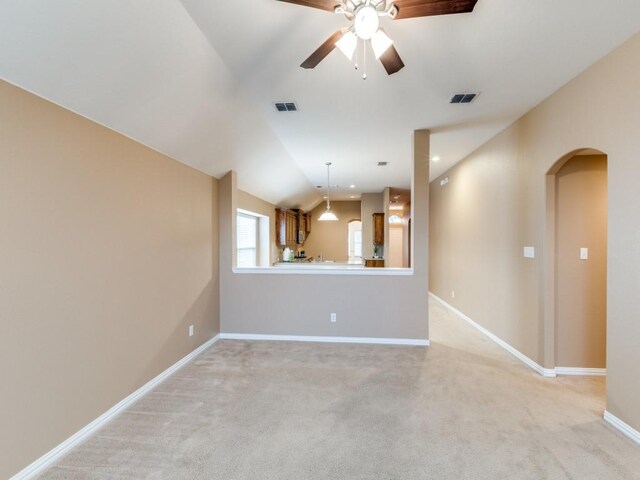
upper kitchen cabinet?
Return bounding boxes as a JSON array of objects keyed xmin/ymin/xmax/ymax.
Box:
[
  {"xmin": 303, "ymin": 213, "xmax": 311, "ymax": 234},
  {"xmin": 296, "ymin": 210, "xmax": 306, "ymax": 244},
  {"xmin": 276, "ymin": 208, "xmax": 298, "ymax": 246},
  {"xmin": 373, "ymin": 212, "xmax": 385, "ymax": 245},
  {"xmin": 276, "ymin": 208, "xmax": 310, "ymax": 246}
]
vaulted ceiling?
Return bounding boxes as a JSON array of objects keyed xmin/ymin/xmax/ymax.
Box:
[{"xmin": 1, "ymin": 0, "xmax": 640, "ymax": 210}]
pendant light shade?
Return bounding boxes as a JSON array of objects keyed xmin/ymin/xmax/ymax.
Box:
[
  {"xmin": 319, "ymin": 162, "xmax": 338, "ymax": 222},
  {"xmin": 319, "ymin": 209, "xmax": 338, "ymax": 221}
]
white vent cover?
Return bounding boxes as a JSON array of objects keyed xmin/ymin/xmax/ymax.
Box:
[
  {"xmin": 274, "ymin": 102, "xmax": 298, "ymax": 112},
  {"xmin": 450, "ymin": 93, "xmax": 479, "ymax": 104}
]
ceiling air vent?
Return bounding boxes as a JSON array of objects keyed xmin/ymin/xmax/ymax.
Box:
[
  {"xmin": 274, "ymin": 102, "xmax": 298, "ymax": 112},
  {"xmin": 450, "ymin": 93, "xmax": 479, "ymax": 104},
  {"xmin": 377, "ymin": 161, "xmax": 388, "ymax": 166}
]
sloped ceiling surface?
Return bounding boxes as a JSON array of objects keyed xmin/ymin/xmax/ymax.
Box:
[
  {"xmin": 1, "ymin": 0, "xmax": 640, "ymax": 207},
  {"xmin": 0, "ymin": 0, "xmax": 319, "ymax": 209}
]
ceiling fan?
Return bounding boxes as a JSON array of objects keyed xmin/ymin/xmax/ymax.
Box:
[{"xmin": 277, "ymin": 0, "xmax": 478, "ymax": 78}]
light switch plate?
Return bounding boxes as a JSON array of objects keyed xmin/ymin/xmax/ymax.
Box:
[
  {"xmin": 580, "ymin": 247, "xmax": 589, "ymax": 260},
  {"xmin": 524, "ymin": 246, "xmax": 535, "ymax": 258}
]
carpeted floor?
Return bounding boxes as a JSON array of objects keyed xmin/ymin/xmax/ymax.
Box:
[{"xmin": 37, "ymin": 300, "xmax": 640, "ymax": 479}]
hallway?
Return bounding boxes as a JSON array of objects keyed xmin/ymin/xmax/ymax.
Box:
[{"xmin": 36, "ymin": 300, "xmax": 640, "ymax": 479}]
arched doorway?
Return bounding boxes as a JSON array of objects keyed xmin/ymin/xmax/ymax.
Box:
[
  {"xmin": 347, "ymin": 220, "xmax": 362, "ymax": 263},
  {"xmin": 545, "ymin": 149, "xmax": 608, "ymax": 375}
]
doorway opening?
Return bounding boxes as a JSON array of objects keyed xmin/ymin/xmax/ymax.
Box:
[{"xmin": 545, "ymin": 149, "xmax": 608, "ymax": 375}]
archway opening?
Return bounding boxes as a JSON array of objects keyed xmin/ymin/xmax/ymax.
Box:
[{"xmin": 545, "ymin": 148, "xmax": 608, "ymax": 376}]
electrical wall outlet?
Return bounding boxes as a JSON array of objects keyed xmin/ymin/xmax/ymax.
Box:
[
  {"xmin": 580, "ymin": 247, "xmax": 589, "ymax": 260},
  {"xmin": 188, "ymin": 325, "xmax": 194, "ymax": 337},
  {"xmin": 451, "ymin": 291, "xmax": 455, "ymax": 299},
  {"xmin": 330, "ymin": 313, "xmax": 337, "ymax": 323}
]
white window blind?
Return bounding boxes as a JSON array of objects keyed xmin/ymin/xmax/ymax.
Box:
[{"xmin": 237, "ymin": 213, "xmax": 258, "ymax": 268}]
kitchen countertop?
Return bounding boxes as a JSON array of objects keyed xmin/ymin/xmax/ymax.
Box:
[
  {"xmin": 274, "ymin": 261, "xmax": 365, "ymax": 269},
  {"xmin": 233, "ymin": 261, "xmax": 412, "ymax": 276}
]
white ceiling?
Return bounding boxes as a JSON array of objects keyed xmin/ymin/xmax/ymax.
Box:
[{"xmin": 1, "ymin": 0, "xmax": 640, "ymax": 209}]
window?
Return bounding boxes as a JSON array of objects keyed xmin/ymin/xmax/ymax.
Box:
[
  {"xmin": 237, "ymin": 212, "xmax": 258, "ymax": 268},
  {"xmin": 236, "ymin": 209, "xmax": 269, "ymax": 268}
]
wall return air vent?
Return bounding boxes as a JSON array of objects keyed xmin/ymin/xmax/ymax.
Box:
[
  {"xmin": 274, "ymin": 102, "xmax": 298, "ymax": 112},
  {"xmin": 450, "ymin": 93, "xmax": 479, "ymax": 104}
]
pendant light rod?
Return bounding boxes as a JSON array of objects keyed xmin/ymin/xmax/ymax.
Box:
[
  {"xmin": 325, "ymin": 162, "xmax": 332, "ymax": 210},
  {"xmin": 319, "ymin": 162, "xmax": 339, "ymax": 221}
]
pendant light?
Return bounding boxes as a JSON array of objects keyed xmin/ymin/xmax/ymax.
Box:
[{"xmin": 318, "ymin": 162, "xmax": 338, "ymax": 221}]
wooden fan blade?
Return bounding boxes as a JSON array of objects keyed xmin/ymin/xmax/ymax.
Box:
[
  {"xmin": 300, "ymin": 29, "xmax": 346, "ymax": 69},
  {"xmin": 276, "ymin": 0, "xmax": 340, "ymax": 13},
  {"xmin": 393, "ymin": 0, "xmax": 478, "ymax": 20},
  {"xmin": 379, "ymin": 45, "xmax": 405, "ymax": 75}
]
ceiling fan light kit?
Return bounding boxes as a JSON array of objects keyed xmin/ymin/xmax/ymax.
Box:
[
  {"xmin": 335, "ymin": 31, "xmax": 358, "ymax": 60},
  {"xmin": 353, "ymin": 5, "xmax": 381, "ymax": 39},
  {"xmin": 371, "ymin": 29, "xmax": 393, "ymax": 59},
  {"xmin": 277, "ymin": 0, "xmax": 478, "ymax": 78}
]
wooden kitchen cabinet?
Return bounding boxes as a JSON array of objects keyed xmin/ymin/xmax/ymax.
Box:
[
  {"xmin": 365, "ymin": 259, "xmax": 385, "ymax": 268},
  {"xmin": 286, "ymin": 210, "xmax": 297, "ymax": 244},
  {"xmin": 296, "ymin": 210, "xmax": 306, "ymax": 244},
  {"xmin": 373, "ymin": 212, "xmax": 385, "ymax": 245},
  {"xmin": 276, "ymin": 208, "xmax": 311, "ymax": 246},
  {"xmin": 276, "ymin": 209, "xmax": 286, "ymax": 246},
  {"xmin": 276, "ymin": 208, "xmax": 298, "ymax": 246}
]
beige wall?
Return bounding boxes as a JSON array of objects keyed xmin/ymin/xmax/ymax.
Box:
[
  {"xmin": 303, "ymin": 201, "xmax": 361, "ymax": 262},
  {"xmin": 555, "ymin": 155, "xmax": 607, "ymax": 368},
  {"xmin": 430, "ymin": 32, "xmax": 640, "ymax": 432},
  {"xmin": 360, "ymin": 193, "xmax": 383, "ymax": 259},
  {"xmin": 237, "ymin": 189, "xmax": 276, "ymax": 264},
  {"xmin": 0, "ymin": 80, "xmax": 220, "ymax": 479},
  {"xmin": 219, "ymin": 130, "xmax": 429, "ymax": 340}
]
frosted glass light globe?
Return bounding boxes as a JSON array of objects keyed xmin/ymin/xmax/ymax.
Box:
[{"xmin": 354, "ymin": 5, "xmax": 379, "ymax": 40}]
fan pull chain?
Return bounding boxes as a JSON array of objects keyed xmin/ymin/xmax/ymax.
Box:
[
  {"xmin": 354, "ymin": 37, "xmax": 359, "ymax": 70},
  {"xmin": 362, "ymin": 39, "xmax": 367, "ymax": 80}
]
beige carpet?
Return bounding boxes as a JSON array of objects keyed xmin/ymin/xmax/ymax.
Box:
[{"xmin": 36, "ymin": 300, "xmax": 640, "ymax": 479}]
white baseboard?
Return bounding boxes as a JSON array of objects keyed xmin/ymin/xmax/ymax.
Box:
[
  {"xmin": 10, "ymin": 334, "xmax": 221, "ymax": 480},
  {"xmin": 604, "ymin": 410, "xmax": 640, "ymax": 446},
  {"xmin": 219, "ymin": 333, "xmax": 429, "ymax": 346},
  {"xmin": 555, "ymin": 367, "xmax": 606, "ymax": 376},
  {"xmin": 429, "ymin": 293, "xmax": 557, "ymax": 378}
]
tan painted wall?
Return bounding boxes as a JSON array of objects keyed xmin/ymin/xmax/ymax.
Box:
[
  {"xmin": 0, "ymin": 80, "xmax": 220, "ymax": 479},
  {"xmin": 303, "ymin": 201, "xmax": 362, "ymax": 262},
  {"xmin": 219, "ymin": 130, "xmax": 429, "ymax": 340},
  {"xmin": 555, "ymin": 155, "xmax": 607, "ymax": 368},
  {"xmin": 430, "ymin": 32, "xmax": 640, "ymax": 432},
  {"xmin": 237, "ymin": 189, "xmax": 276, "ymax": 264},
  {"xmin": 360, "ymin": 193, "xmax": 383, "ymax": 259}
]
